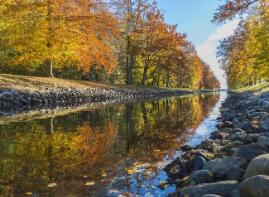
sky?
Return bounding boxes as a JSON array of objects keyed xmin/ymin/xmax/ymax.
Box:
[{"xmin": 157, "ymin": 0, "xmax": 239, "ymax": 88}]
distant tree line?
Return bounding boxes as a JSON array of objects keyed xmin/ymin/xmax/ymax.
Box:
[{"xmin": 0, "ymin": 0, "xmax": 220, "ymax": 89}]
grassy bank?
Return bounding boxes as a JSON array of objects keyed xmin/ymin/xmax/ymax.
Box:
[
  {"xmin": 235, "ymin": 83, "xmax": 269, "ymax": 94},
  {"xmin": 0, "ymin": 74, "xmax": 211, "ymax": 93}
]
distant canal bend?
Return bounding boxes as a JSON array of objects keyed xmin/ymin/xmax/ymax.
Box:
[{"xmin": 0, "ymin": 93, "xmax": 226, "ymax": 196}]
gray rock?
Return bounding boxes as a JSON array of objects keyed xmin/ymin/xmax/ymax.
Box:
[
  {"xmin": 211, "ymin": 131, "xmax": 228, "ymax": 140},
  {"xmin": 223, "ymin": 121, "xmax": 234, "ymax": 128},
  {"xmin": 257, "ymin": 135, "xmax": 269, "ymax": 147},
  {"xmin": 244, "ymin": 134, "xmax": 259, "ymax": 143},
  {"xmin": 244, "ymin": 153, "xmax": 269, "ymax": 179},
  {"xmin": 180, "ymin": 181, "xmax": 239, "ymax": 197},
  {"xmin": 221, "ymin": 141, "xmax": 243, "ymax": 153},
  {"xmin": 240, "ymin": 175, "xmax": 269, "ymax": 197},
  {"xmin": 221, "ymin": 128, "xmax": 234, "ymax": 134},
  {"xmin": 260, "ymin": 118, "xmax": 269, "ymax": 131},
  {"xmin": 204, "ymin": 157, "xmax": 247, "ymax": 179},
  {"xmin": 235, "ymin": 143, "xmax": 267, "ymax": 161},
  {"xmin": 248, "ymin": 111, "xmax": 268, "ymax": 119},
  {"xmin": 202, "ymin": 195, "xmax": 222, "ymax": 197},
  {"xmin": 193, "ymin": 155, "xmax": 207, "ymax": 171},
  {"xmin": 230, "ymin": 132, "xmax": 247, "ymax": 141},
  {"xmin": 226, "ymin": 167, "xmax": 245, "ymax": 181},
  {"xmin": 184, "ymin": 170, "xmax": 213, "ymax": 186},
  {"xmin": 180, "ymin": 144, "xmax": 193, "ymax": 151},
  {"xmin": 195, "ymin": 140, "xmax": 217, "ymax": 153},
  {"xmin": 237, "ymin": 121, "xmax": 252, "ymax": 131}
]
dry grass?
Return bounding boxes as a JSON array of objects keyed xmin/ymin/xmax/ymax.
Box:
[{"xmin": 0, "ymin": 74, "xmax": 123, "ymax": 92}]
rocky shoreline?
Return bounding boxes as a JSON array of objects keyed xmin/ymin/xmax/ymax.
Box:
[
  {"xmin": 0, "ymin": 87, "xmax": 193, "ymax": 115},
  {"xmin": 165, "ymin": 91, "xmax": 269, "ymax": 197}
]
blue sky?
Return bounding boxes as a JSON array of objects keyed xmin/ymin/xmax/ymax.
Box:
[{"xmin": 157, "ymin": 0, "xmax": 239, "ymax": 88}]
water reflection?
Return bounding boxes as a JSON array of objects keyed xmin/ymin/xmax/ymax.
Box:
[{"xmin": 0, "ymin": 93, "xmax": 220, "ymax": 196}]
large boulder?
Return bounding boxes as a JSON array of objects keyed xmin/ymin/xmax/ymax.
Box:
[
  {"xmin": 180, "ymin": 181, "xmax": 239, "ymax": 197},
  {"xmin": 244, "ymin": 153, "xmax": 269, "ymax": 179},
  {"xmin": 204, "ymin": 157, "xmax": 247, "ymax": 179},
  {"xmin": 240, "ymin": 175, "xmax": 269, "ymax": 197},
  {"xmin": 235, "ymin": 143, "xmax": 267, "ymax": 161}
]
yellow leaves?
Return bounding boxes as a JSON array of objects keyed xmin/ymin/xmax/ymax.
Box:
[
  {"xmin": 47, "ymin": 183, "xmax": 57, "ymax": 188},
  {"xmin": 159, "ymin": 180, "xmax": 169, "ymax": 189},
  {"xmin": 25, "ymin": 192, "xmax": 33, "ymax": 196},
  {"xmin": 126, "ymin": 162, "xmax": 151, "ymax": 175},
  {"xmin": 84, "ymin": 181, "xmax": 95, "ymax": 186},
  {"xmin": 126, "ymin": 168, "xmax": 136, "ymax": 175},
  {"xmin": 1, "ymin": 0, "xmax": 118, "ymax": 73},
  {"xmin": 101, "ymin": 172, "xmax": 107, "ymax": 177}
]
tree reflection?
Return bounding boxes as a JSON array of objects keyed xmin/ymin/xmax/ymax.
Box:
[{"xmin": 0, "ymin": 94, "xmax": 219, "ymax": 196}]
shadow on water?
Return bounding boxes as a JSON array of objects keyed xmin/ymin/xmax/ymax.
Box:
[{"xmin": 0, "ymin": 92, "xmax": 226, "ymax": 196}]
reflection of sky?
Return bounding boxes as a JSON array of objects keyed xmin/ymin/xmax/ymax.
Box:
[
  {"xmin": 188, "ymin": 92, "xmax": 227, "ymax": 146},
  {"xmin": 108, "ymin": 92, "xmax": 227, "ymax": 197}
]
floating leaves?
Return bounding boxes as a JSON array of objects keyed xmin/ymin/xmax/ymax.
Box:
[
  {"xmin": 84, "ymin": 181, "xmax": 95, "ymax": 186},
  {"xmin": 25, "ymin": 192, "xmax": 33, "ymax": 195},
  {"xmin": 158, "ymin": 180, "xmax": 168, "ymax": 190},
  {"xmin": 48, "ymin": 183, "xmax": 57, "ymax": 188},
  {"xmin": 101, "ymin": 172, "xmax": 107, "ymax": 177}
]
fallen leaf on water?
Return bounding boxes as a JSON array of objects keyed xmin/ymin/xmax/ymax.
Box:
[
  {"xmin": 101, "ymin": 173, "xmax": 107, "ymax": 177},
  {"xmin": 85, "ymin": 181, "xmax": 95, "ymax": 186},
  {"xmin": 159, "ymin": 180, "xmax": 168, "ymax": 189},
  {"xmin": 25, "ymin": 192, "xmax": 33, "ymax": 195},
  {"xmin": 126, "ymin": 168, "xmax": 135, "ymax": 175},
  {"xmin": 48, "ymin": 183, "xmax": 57, "ymax": 188}
]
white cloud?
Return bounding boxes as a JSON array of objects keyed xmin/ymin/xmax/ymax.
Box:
[{"xmin": 197, "ymin": 19, "xmax": 240, "ymax": 88}]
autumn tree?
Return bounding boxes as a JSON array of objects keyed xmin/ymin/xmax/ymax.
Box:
[
  {"xmin": 213, "ymin": 0, "xmax": 259, "ymax": 23},
  {"xmin": 112, "ymin": 0, "xmax": 157, "ymax": 85},
  {"xmin": 216, "ymin": 0, "xmax": 269, "ymax": 89},
  {"xmin": 0, "ymin": 0, "xmax": 118, "ymax": 77}
]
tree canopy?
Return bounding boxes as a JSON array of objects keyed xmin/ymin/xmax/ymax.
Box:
[
  {"xmin": 216, "ymin": 0, "xmax": 269, "ymax": 89},
  {"xmin": 0, "ymin": 0, "xmax": 220, "ymax": 89}
]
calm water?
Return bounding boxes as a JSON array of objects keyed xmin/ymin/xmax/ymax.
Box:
[{"xmin": 0, "ymin": 93, "xmax": 226, "ymax": 197}]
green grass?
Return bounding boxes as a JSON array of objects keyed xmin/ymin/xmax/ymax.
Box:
[{"xmin": 235, "ymin": 82, "xmax": 269, "ymax": 94}]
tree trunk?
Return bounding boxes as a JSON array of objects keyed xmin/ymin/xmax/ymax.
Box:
[
  {"xmin": 166, "ymin": 71, "xmax": 170, "ymax": 87},
  {"xmin": 49, "ymin": 60, "xmax": 54, "ymax": 78},
  {"xmin": 141, "ymin": 65, "xmax": 148, "ymax": 86}
]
